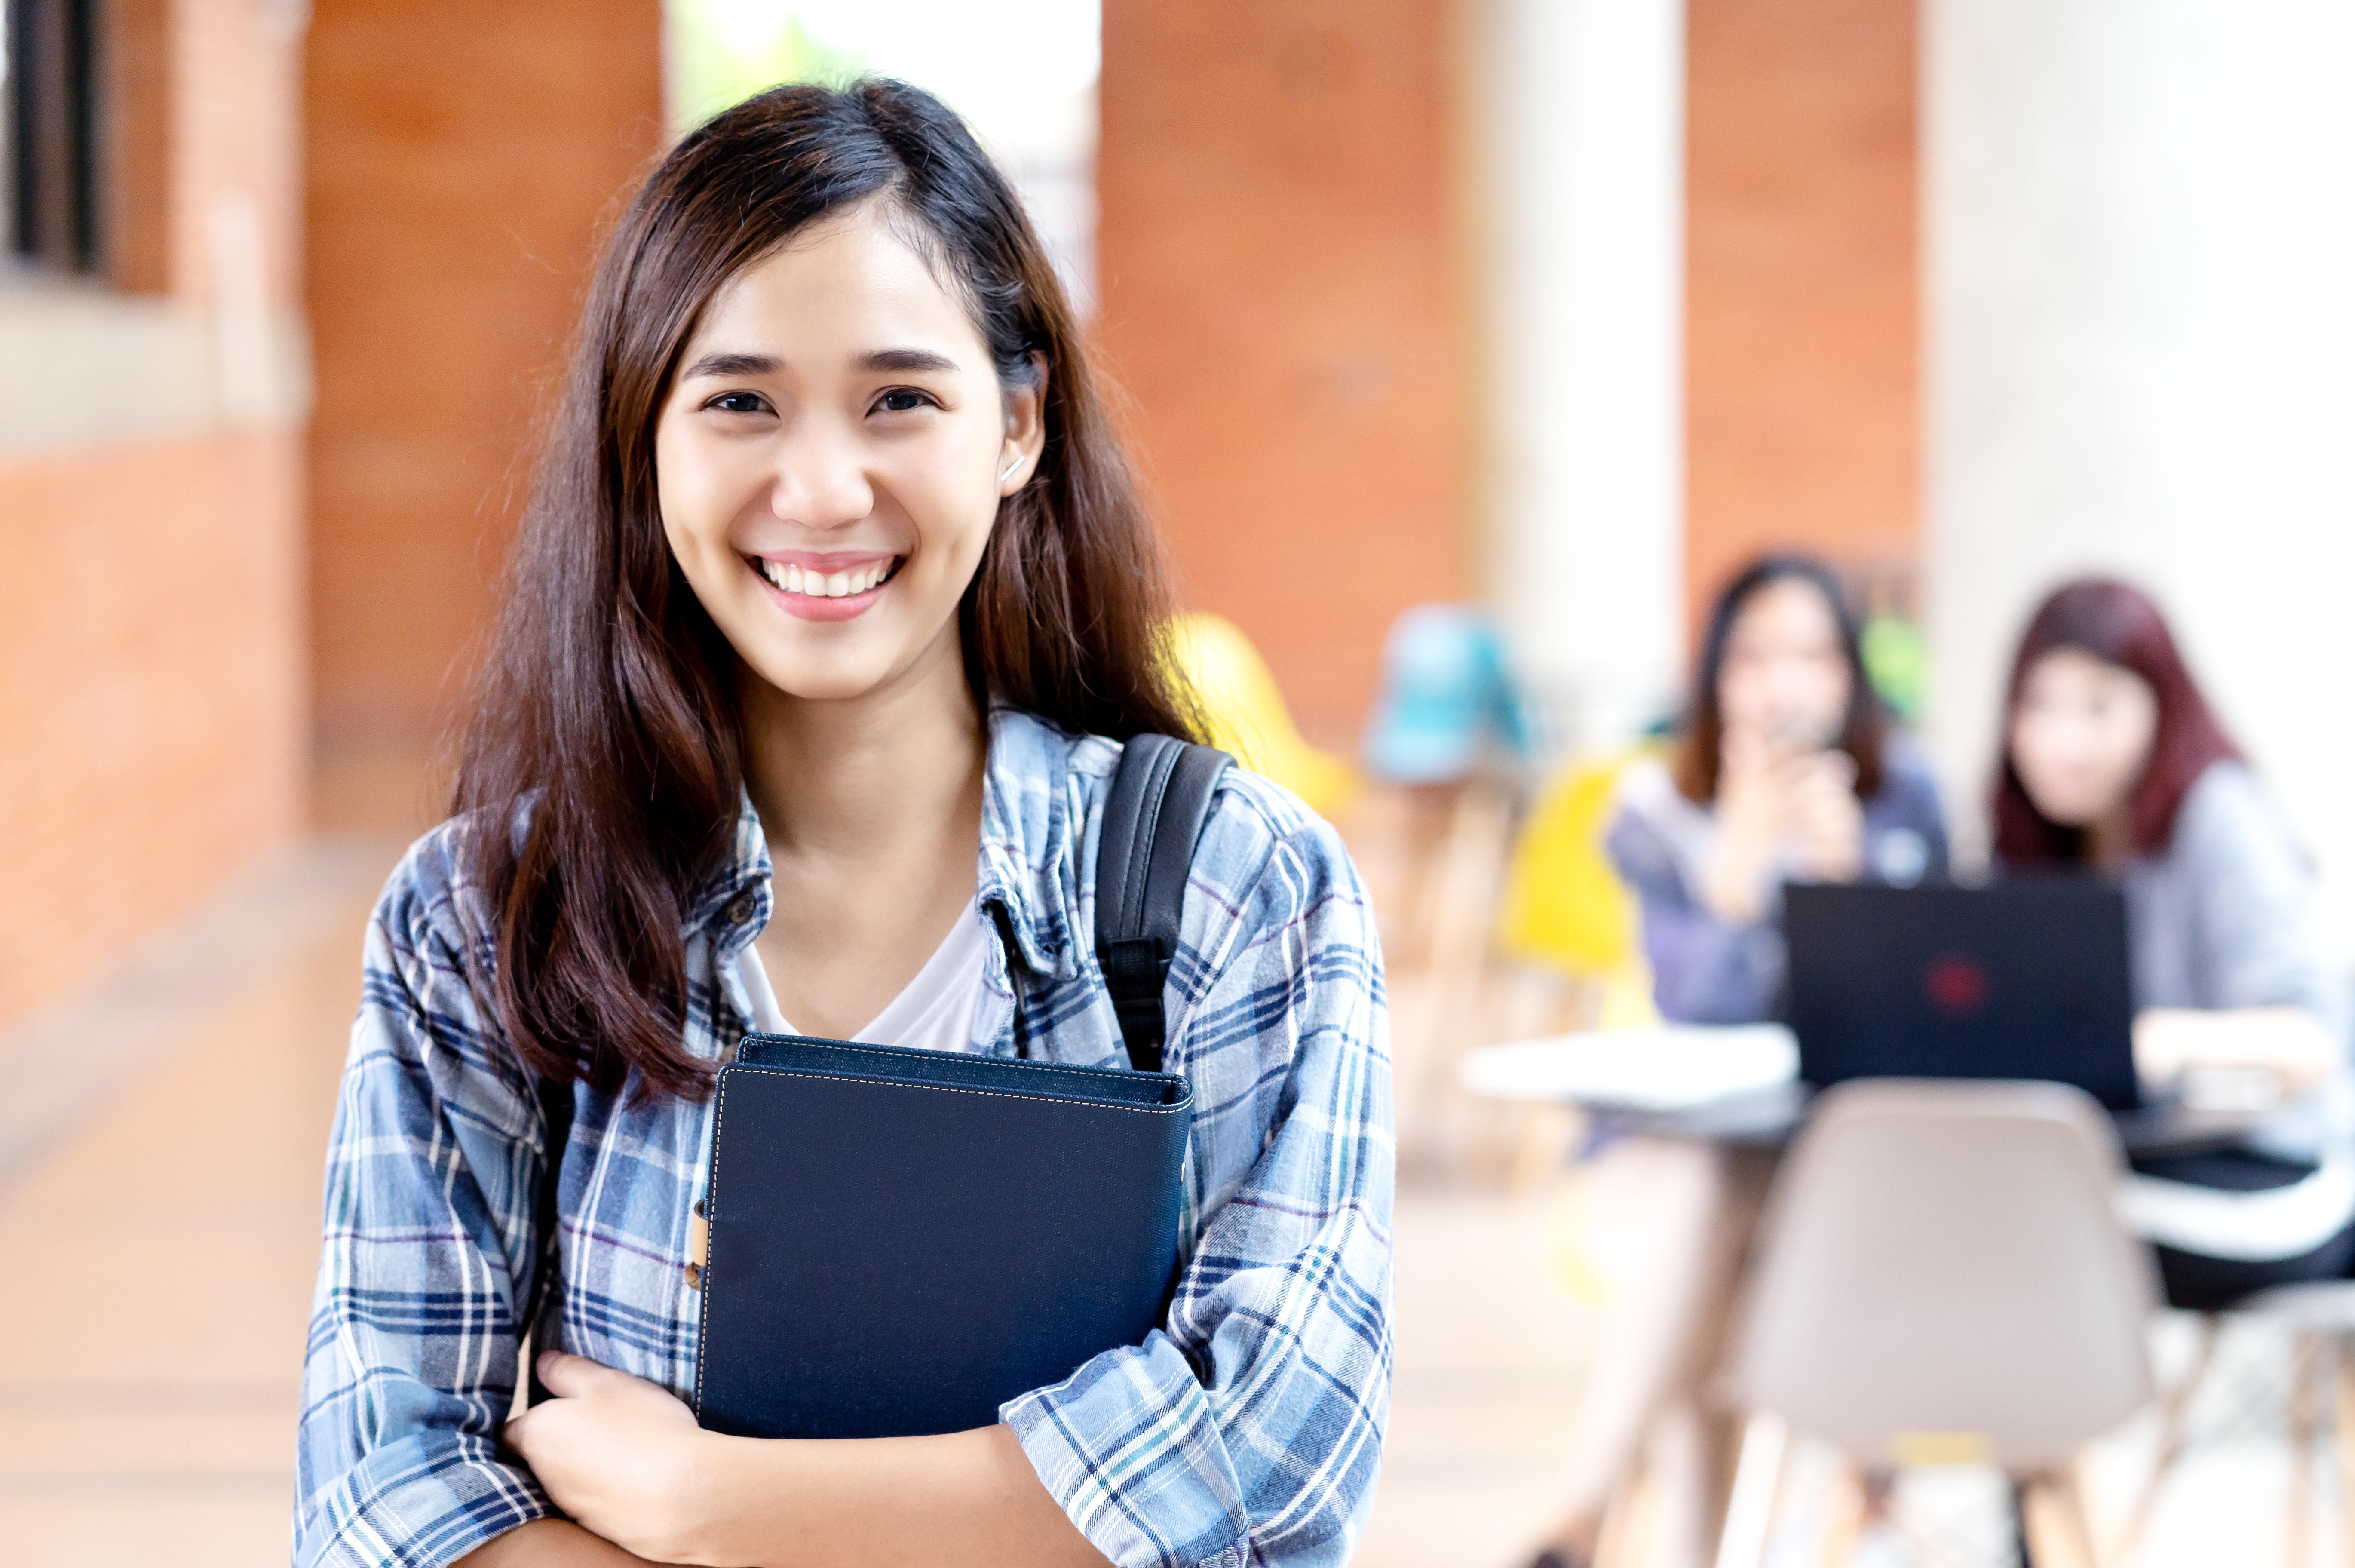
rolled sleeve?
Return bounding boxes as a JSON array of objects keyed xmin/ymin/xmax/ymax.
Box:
[
  {"xmin": 1002, "ymin": 1331, "xmax": 1249, "ymax": 1567},
  {"xmin": 1009, "ymin": 803, "xmax": 1394, "ymax": 1568},
  {"xmin": 295, "ymin": 847, "xmax": 554, "ymax": 1567}
]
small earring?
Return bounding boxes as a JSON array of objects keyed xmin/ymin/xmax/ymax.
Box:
[{"xmin": 999, "ymin": 455, "xmax": 1024, "ymax": 483}]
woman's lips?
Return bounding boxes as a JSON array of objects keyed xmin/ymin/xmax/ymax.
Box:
[{"xmin": 744, "ymin": 552, "xmax": 901, "ymax": 622}]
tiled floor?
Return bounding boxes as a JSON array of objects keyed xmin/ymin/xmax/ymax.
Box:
[
  {"xmin": 1358, "ymin": 1188, "xmax": 1592, "ymax": 1567},
  {"xmin": 0, "ymin": 849, "xmax": 389, "ymax": 1566},
  {"xmin": 0, "ymin": 831, "xmax": 2316, "ymax": 1566}
]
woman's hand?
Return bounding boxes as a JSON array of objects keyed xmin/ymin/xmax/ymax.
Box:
[
  {"xmin": 2134, "ymin": 1006, "xmax": 2340, "ymax": 1108},
  {"xmin": 1783, "ymin": 751, "xmax": 1863, "ymax": 884},
  {"xmin": 1703, "ymin": 735, "xmax": 1865, "ymax": 921},
  {"xmin": 505, "ymin": 1353, "xmax": 720, "ymax": 1565}
]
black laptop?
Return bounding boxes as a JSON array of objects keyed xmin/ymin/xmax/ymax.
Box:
[{"xmin": 1783, "ymin": 880, "xmax": 2140, "ymax": 1110}]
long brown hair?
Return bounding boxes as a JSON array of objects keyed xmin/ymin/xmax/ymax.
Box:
[
  {"xmin": 1992, "ymin": 577, "xmax": 2238, "ymax": 865},
  {"xmin": 454, "ymin": 80, "xmax": 1196, "ymax": 1100},
  {"xmin": 1672, "ymin": 554, "xmax": 1886, "ymax": 803}
]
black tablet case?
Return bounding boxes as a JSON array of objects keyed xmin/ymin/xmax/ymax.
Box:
[{"xmin": 692, "ymin": 1033, "xmax": 1193, "ymax": 1439}]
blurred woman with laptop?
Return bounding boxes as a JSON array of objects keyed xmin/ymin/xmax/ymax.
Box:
[
  {"xmin": 1606, "ymin": 554, "xmax": 1950, "ymax": 1022},
  {"xmin": 1527, "ymin": 555, "xmax": 1950, "ymax": 1568},
  {"xmin": 1995, "ymin": 577, "xmax": 2353, "ymax": 1307}
]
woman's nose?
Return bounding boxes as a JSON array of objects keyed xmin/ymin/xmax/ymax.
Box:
[{"xmin": 767, "ymin": 429, "xmax": 874, "ymax": 528}]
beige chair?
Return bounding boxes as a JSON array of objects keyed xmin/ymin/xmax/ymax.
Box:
[{"xmin": 1713, "ymin": 1079, "xmax": 2159, "ymax": 1568}]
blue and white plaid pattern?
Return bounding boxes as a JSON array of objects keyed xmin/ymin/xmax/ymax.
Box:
[{"xmin": 294, "ymin": 710, "xmax": 1394, "ymax": 1568}]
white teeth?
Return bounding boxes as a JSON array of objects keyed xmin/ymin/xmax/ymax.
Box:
[{"xmin": 759, "ymin": 558, "xmax": 896, "ymax": 596}]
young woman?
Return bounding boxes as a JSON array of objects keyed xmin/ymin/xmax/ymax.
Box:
[
  {"xmin": 1607, "ymin": 554, "xmax": 1950, "ymax": 1023},
  {"xmin": 1526, "ymin": 558, "xmax": 1950, "ymax": 1568},
  {"xmin": 294, "ymin": 82, "xmax": 1392, "ymax": 1568},
  {"xmin": 1996, "ymin": 577, "xmax": 2352, "ymax": 1306}
]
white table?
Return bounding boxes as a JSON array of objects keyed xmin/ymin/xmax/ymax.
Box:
[{"xmin": 1460, "ymin": 1023, "xmax": 2301, "ymax": 1153}]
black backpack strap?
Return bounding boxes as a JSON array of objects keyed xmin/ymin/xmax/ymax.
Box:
[
  {"xmin": 1095, "ymin": 733, "xmax": 1231, "ymax": 1073},
  {"xmin": 523, "ymin": 1070, "xmax": 573, "ymax": 1405}
]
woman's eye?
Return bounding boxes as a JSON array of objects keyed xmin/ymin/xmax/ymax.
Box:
[
  {"xmin": 709, "ymin": 391, "xmax": 771, "ymax": 414},
  {"xmin": 874, "ymin": 388, "xmax": 935, "ymax": 414}
]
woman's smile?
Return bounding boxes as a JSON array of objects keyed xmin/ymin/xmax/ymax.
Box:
[{"xmin": 744, "ymin": 549, "xmax": 906, "ymax": 620}]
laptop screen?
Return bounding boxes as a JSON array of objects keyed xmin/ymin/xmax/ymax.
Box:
[{"xmin": 1782, "ymin": 880, "xmax": 2139, "ymax": 1110}]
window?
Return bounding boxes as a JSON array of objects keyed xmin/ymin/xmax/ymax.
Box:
[{"xmin": 3, "ymin": 0, "xmax": 104, "ymax": 274}]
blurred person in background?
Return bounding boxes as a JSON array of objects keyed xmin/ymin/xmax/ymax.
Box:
[
  {"xmin": 294, "ymin": 81, "xmax": 1391, "ymax": 1568},
  {"xmin": 1996, "ymin": 577, "xmax": 2355, "ymax": 1307},
  {"xmin": 1527, "ymin": 556, "xmax": 1949, "ymax": 1568},
  {"xmin": 1608, "ymin": 553, "xmax": 1950, "ymax": 1022}
]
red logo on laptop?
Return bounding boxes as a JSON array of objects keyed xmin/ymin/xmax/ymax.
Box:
[{"xmin": 1924, "ymin": 953, "xmax": 1991, "ymax": 1016}]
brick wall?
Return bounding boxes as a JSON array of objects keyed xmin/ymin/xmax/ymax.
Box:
[
  {"xmin": 1095, "ymin": 0, "xmax": 1469, "ymax": 748},
  {"xmin": 0, "ymin": 433, "xmax": 304, "ymax": 1023},
  {"xmin": 1684, "ymin": 0, "xmax": 1920, "ymax": 630},
  {"xmin": 304, "ymin": 0, "xmax": 665, "ymax": 745},
  {"xmin": 0, "ymin": 0, "xmax": 308, "ymax": 1026}
]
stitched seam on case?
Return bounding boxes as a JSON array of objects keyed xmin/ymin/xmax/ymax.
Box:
[
  {"xmin": 693, "ymin": 1072, "xmax": 728, "ymax": 1416},
  {"xmin": 727, "ymin": 1065, "xmax": 1184, "ymax": 1116},
  {"xmin": 741, "ymin": 1036, "xmax": 1179, "ymax": 1094},
  {"xmin": 694, "ymin": 1059, "xmax": 1177, "ymax": 1411}
]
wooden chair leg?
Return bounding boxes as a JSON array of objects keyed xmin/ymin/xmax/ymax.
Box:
[
  {"xmin": 1811, "ymin": 1464, "xmax": 1869, "ymax": 1568},
  {"xmin": 2060, "ymin": 1466, "xmax": 2107, "ymax": 1568},
  {"xmin": 2021, "ymin": 1470, "xmax": 2102, "ymax": 1568},
  {"xmin": 2109, "ymin": 1314, "xmax": 2221, "ymax": 1566},
  {"xmin": 1592, "ymin": 1453, "xmax": 1651, "ymax": 1568},
  {"xmin": 2292, "ymin": 1331, "xmax": 2321, "ymax": 1568},
  {"xmin": 1712, "ymin": 1412, "xmax": 1788, "ymax": 1568},
  {"xmin": 2333, "ymin": 1333, "xmax": 2355, "ymax": 1568}
]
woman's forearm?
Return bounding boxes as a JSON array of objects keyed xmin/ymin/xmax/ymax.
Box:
[
  {"xmin": 687, "ymin": 1423, "xmax": 1108, "ymax": 1568},
  {"xmin": 506, "ymin": 1353, "xmax": 1113, "ymax": 1568},
  {"xmin": 460, "ymin": 1517, "xmax": 668, "ymax": 1565}
]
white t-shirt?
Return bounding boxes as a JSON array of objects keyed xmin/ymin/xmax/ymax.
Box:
[{"xmin": 736, "ymin": 898, "xmax": 991, "ymax": 1054}]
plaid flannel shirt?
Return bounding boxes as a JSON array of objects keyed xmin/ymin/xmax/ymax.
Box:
[{"xmin": 294, "ymin": 709, "xmax": 1394, "ymax": 1568}]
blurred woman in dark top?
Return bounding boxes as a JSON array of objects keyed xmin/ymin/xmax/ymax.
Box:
[
  {"xmin": 1995, "ymin": 577, "xmax": 2352, "ymax": 1307},
  {"xmin": 1527, "ymin": 558, "xmax": 1949, "ymax": 1568},
  {"xmin": 1606, "ymin": 554, "xmax": 1949, "ymax": 1021}
]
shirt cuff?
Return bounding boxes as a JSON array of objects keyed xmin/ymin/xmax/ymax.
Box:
[
  {"xmin": 297, "ymin": 1430, "xmax": 550, "ymax": 1568},
  {"xmin": 1001, "ymin": 1329, "xmax": 1248, "ymax": 1568}
]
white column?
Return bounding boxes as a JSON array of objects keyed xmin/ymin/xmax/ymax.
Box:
[
  {"xmin": 1469, "ymin": 0, "xmax": 1685, "ymax": 758},
  {"xmin": 1926, "ymin": 0, "xmax": 2355, "ymax": 948}
]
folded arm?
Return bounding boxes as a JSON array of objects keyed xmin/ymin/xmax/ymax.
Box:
[
  {"xmin": 491, "ymin": 1353, "xmax": 1106, "ymax": 1567},
  {"xmin": 296, "ymin": 865, "xmax": 558, "ymax": 1567}
]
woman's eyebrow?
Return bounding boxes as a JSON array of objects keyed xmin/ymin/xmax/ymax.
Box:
[
  {"xmin": 859, "ymin": 347, "xmax": 959, "ymax": 374},
  {"xmin": 681, "ymin": 351, "xmax": 782, "ymax": 379},
  {"xmin": 679, "ymin": 348, "xmax": 959, "ymax": 378}
]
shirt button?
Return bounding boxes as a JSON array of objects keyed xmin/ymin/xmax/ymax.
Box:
[
  {"xmin": 725, "ymin": 891, "xmax": 757, "ymax": 926},
  {"xmin": 693, "ymin": 1198, "xmax": 705, "ymax": 1218},
  {"xmin": 684, "ymin": 1262, "xmax": 703, "ymax": 1290}
]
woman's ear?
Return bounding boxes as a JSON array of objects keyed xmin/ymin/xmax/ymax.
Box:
[{"xmin": 998, "ymin": 354, "xmax": 1049, "ymax": 494}]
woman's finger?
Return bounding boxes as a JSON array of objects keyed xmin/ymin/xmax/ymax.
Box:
[{"xmin": 535, "ymin": 1350, "xmax": 611, "ymax": 1400}]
